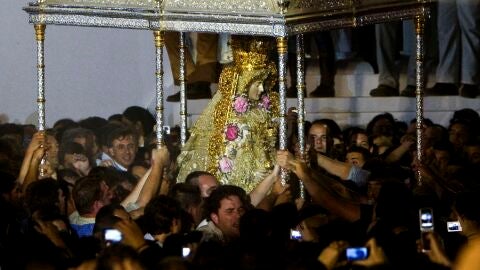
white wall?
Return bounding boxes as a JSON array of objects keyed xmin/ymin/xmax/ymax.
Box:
[{"xmin": 1, "ymin": 1, "xmax": 176, "ymax": 127}]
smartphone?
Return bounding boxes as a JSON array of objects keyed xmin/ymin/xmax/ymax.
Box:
[
  {"xmin": 182, "ymin": 247, "xmax": 191, "ymax": 258},
  {"xmin": 290, "ymin": 229, "xmax": 302, "ymax": 241},
  {"xmin": 447, "ymin": 221, "xmax": 462, "ymax": 232},
  {"xmin": 419, "ymin": 208, "xmax": 434, "ymax": 232},
  {"xmin": 419, "ymin": 208, "xmax": 434, "ymax": 251},
  {"xmin": 104, "ymin": 228, "xmax": 123, "ymax": 243},
  {"xmin": 346, "ymin": 247, "xmax": 369, "ymax": 261}
]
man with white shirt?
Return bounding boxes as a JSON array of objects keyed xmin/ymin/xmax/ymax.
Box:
[
  {"xmin": 198, "ymin": 185, "xmax": 250, "ymax": 243},
  {"xmin": 105, "ymin": 126, "xmax": 138, "ymax": 171}
]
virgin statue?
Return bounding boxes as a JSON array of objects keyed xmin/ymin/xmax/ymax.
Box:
[{"xmin": 176, "ymin": 35, "xmax": 279, "ymax": 192}]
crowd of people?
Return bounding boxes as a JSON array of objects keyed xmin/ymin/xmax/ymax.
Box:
[
  {"xmin": 1, "ymin": 2, "xmax": 479, "ymax": 267},
  {"xmin": 0, "ymin": 103, "xmax": 479, "ymax": 270}
]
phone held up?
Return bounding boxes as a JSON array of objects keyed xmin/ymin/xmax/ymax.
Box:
[
  {"xmin": 104, "ymin": 228, "xmax": 123, "ymax": 245},
  {"xmin": 346, "ymin": 247, "xmax": 369, "ymax": 261},
  {"xmin": 419, "ymin": 208, "xmax": 434, "ymax": 252},
  {"xmin": 290, "ymin": 229, "xmax": 302, "ymax": 241},
  {"xmin": 447, "ymin": 221, "xmax": 462, "ymax": 232}
]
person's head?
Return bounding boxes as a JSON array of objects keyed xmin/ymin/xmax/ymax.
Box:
[
  {"xmin": 78, "ymin": 116, "xmax": 108, "ymax": 133},
  {"xmin": 97, "ymin": 122, "xmax": 124, "ymax": 152},
  {"xmin": 129, "ymin": 160, "xmax": 150, "ymax": 180},
  {"xmin": 367, "ymin": 113, "xmax": 396, "ymax": 138},
  {"xmin": 122, "ymin": 106, "xmax": 155, "ymax": 138},
  {"xmin": 106, "ymin": 126, "xmax": 138, "ymax": 169},
  {"xmin": 464, "ymin": 142, "xmax": 480, "ymax": 165},
  {"xmin": 25, "ymin": 178, "xmax": 67, "ymax": 217},
  {"xmin": 346, "ymin": 146, "xmax": 371, "ymax": 168},
  {"xmin": 345, "ymin": 127, "xmax": 370, "ymax": 150},
  {"xmin": 0, "ymin": 123, "xmax": 24, "ymax": 147},
  {"xmin": 96, "ymin": 244, "xmax": 145, "ymax": 270},
  {"xmin": 185, "ymin": 171, "xmax": 219, "ymax": 198},
  {"xmin": 73, "ymin": 175, "xmax": 111, "ymax": 217},
  {"xmin": 58, "ymin": 141, "xmax": 90, "ymax": 174},
  {"xmin": 204, "ymin": 185, "xmax": 250, "ymax": 240},
  {"xmin": 448, "ymin": 121, "xmax": 473, "ymax": 150},
  {"xmin": 431, "ymin": 142, "xmax": 455, "ymax": 171},
  {"xmin": 308, "ymin": 119, "xmax": 342, "ymax": 156},
  {"xmin": 61, "ymin": 127, "xmax": 98, "ymax": 162},
  {"xmin": 169, "ymin": 183, "xmax": 203, "ymax": 226},
  {"xmin": 53, "ymin": 118, "xmax": 80, "ymax": 142},
  {"xmin": 144, "ymin": 195, "xmax": 183, "ymax": 236},
  {"xmin": 89, "ymin": 167, "xmax": 137, "ymax": 204},
  {"xmin": 93, "ymin": 203, "xmax": 130, "ymax": 238},
  {"xmin": 424, "ymin": 124, "xmax": 448, "ymax": 150},
  {"xmin": 450, "ymin": 108, "xmax": 480, "ymax": 137},
  {"xmin": 366, "ymin": 165, "xmax": 409, "ymax": 204}
]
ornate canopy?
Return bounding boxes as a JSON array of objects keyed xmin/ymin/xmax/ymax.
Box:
[
  {"xmin": 24, "ymin": 0, "xmax": 431, "ymax": 36},
  {"xmin": 23, "ymin": 0, "xmax": 432, "ymax": 186}
]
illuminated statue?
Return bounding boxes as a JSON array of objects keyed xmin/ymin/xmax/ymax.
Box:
[{"xmin": 176, "ymin": 35, "xmax": 279, "ymax": 192}]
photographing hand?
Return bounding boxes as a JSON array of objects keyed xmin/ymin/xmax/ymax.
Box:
[
  {"xmin": 353, "ymin": 238, "xmax": 388, "ymax": 267},
  {"xmin": 420, "ymin": 232, "xmax": 451, "ymax": 267},
  {"xmin": 318, "ymin": 240, "xmax": 349, "ymax": 270},
  {"xmin": 114, "ymin": 219, "xmax": 147, "ymax": 251}
]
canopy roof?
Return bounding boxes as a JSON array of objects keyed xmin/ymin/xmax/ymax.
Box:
[{"xmin": 24, "ymin": 0, "xmax": 431, "ymax": 36}]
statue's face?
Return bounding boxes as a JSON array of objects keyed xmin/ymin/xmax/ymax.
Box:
[{"xmin": 248, "ymin": 80, "xmax": 264, "ymax": 100}]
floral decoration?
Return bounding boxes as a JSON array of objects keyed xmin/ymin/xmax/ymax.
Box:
[
  {"xmin": 219, "ymin": 156, "xmax": 234, "ymax": 173},
  {"xmin": 259, "ymin": 95, "xmax": 271, "ymax": 110},
  {"xmin": 225, "ymin": 124, "xmax": 239, "ymax": 141},
  {"xmin": 220, "ymin": 93, "xmax": 273, "ymax": 175},
  {"xmin": 233, "ymin": 96, "xmax": 249, "ymax": 114}
]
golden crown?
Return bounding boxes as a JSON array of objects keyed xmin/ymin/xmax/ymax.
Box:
[{"xmin": 231, "ymin": 35, "xmax": 274, "ymax": 71}]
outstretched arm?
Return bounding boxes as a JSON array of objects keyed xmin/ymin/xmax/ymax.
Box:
[
  {"xmin": 22, "ymin": 145, "xmax": 45, "ymax": 194},
  {"xmin": 249, "ymin": 165, "xmax": 280, "ymax": 206},
  {"xmin": 385, "ymin": 134, "xmax": 415, "ymax": 164},
  {"xmin": 18, "ymin": 132, "xmax": 44, "ymax": 185},
  {"xmin": 277, "ymin": 150, "xmax": 361, "ymax": 222},
  {"xmin": 316, "ymin": 153, "xmax": 352, "ymax": 180},
  {"xmin": 121, "ymin": 147, "xmax": 169, "ymax": 209}
]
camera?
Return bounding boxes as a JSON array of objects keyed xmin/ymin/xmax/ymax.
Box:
[
  {"xmin": 419, "ymin": 208, "xmax": 434, "ymax": 232},
  {"xmin": 419, "ymin": 208, "xmax": 434, "ymax": 252},
  {"xmin": 182, "ymin": 247, "xmax": 191, "ymax": 258},
  {"xmin": 346, "ymin": 247, "xmax": 369, "ymax": 261},
  {"xmin": 104, "ymin": 228, "xmax": 123, "ymax": 243},
  {"xmin": 290, "ymin": 229, "xmax": 302, "ymax": 241},
  {"xmin": 447, "ymin": 221, "xmax": 462, "ymax": 232}
]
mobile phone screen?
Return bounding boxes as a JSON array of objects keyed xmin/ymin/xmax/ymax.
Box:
[
  {"xmin": 447, "ymin": 221, "xmax": 462, "ymax": 232},
  {"xmin": 290, "ymin": 229, "xmax": 302, "ymax": 241},
  {"xmin": 346, "ymin": 247, "xmax": 369, "ymax": 261},
  {"xmin": 419, "ymin": 208, "xmax": 434, "ymax": 232},
  {"xmin": 182, "ymin": 247, "xmax": 191, "ymax": 257},
  {"xmin": 104, "ymin": 228, "xmax": 122, "ymax": 243}
]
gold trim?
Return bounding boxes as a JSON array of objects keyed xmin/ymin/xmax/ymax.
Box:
[
  {"xmin": 153, "ymin": 30, "xmax": 164, "ymax": 48},
  {"xmin": 414, "ymin": 14, "xmax": 425, "ymax": 35},
  {"xmin": 34, "ymin": 24, "xmax": 46, "ymax": 41},
  {"xmin": 276, "ymin": 37, "xmax": 287, "ymax": 54}
]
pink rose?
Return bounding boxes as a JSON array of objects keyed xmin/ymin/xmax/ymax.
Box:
[
  {"xmin": 225, "ymin": 124, "xmax": 239, "ymax": 141},
  {"xmin": 219, "ymin": 156, "xmax": 234, "ymax": 173},
  {"xmin": 260, "ymin": 95, "xmax": 271, "ymax": 110},
  {"xmin": 234, "ymin": 96, "xmax": 249, "ymax": 113}
]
